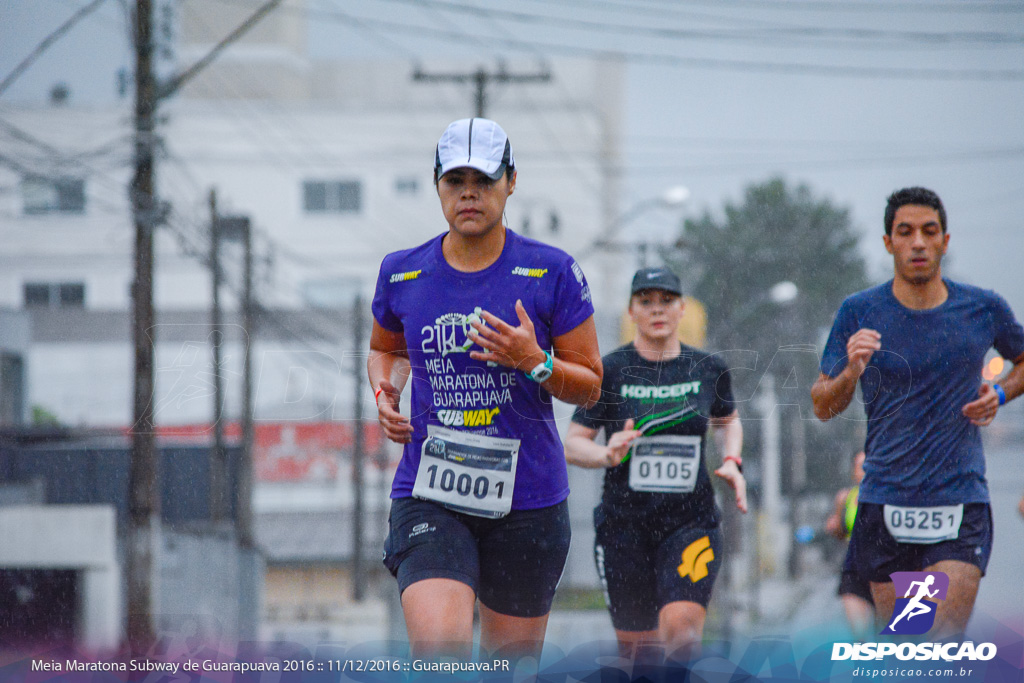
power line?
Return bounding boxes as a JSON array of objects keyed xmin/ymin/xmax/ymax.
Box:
[
  {"xmin": 516, "ymin": 0, "xmax": 805, "ymax": 31},
  {"xmin": 311, "ymin": 0, "xmax": 422, "ymax": 60},
  {"xmin": 412, "ymin": 64, "xmax": 552, "ymax": 118},
  {"xmin": 304, "ymin": 8, "xmax": 1024, "ymax": 81},
  {"xmin": 0, "ymin": 0, "xmax": 109, "ymax": 98},
  {"xmin": 377, "ymin": 0, "xmax": 1024, "ymax": 47},
  {"xmin": 439, "ymin": 2, "xmax": 606, "ymax": 197},
  {"xmin": 626, "ymin": 145, "xmax": 1024, "ymax": 176},
  {"xmin": 159, "ymin": 0, "xmax": 284, "ymax": 99},
  {"xmin": 633, "ymin": 0, "xmax": 1024, "ymax": 13}
]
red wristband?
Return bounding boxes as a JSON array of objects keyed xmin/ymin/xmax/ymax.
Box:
[
  {"xmin": 374, "ymin": 386, "xmax": 384, "ymax": 406},
  {"xmin": 723, "ymin": 455, "xmax": 743, "ymax": 469}
]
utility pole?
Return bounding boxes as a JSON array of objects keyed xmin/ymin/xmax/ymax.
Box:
[
  {"xmin": 128, "ymin": 0, "xmax": 159, "ymax": 648},
  {"xmin": 209, "ymin": 189, "xmax": 228, "ymax": 522},
  {"xmin": 351, "ymin": 294, "xmax": 366, "ymax": 601},
  {"xmin": 787, "ymin": 409, "xmax": 807, "ymax": 579},
  {"xmin": 124, "ymin": 0, "xmax": 282, "ymax": 648},
  {"xmin": 756, "ymin": 374, "xmax": 783, "ymax": 577},
  {"xmin": 240, "ymin": 218, "xmax": 255, "ymax": 548},
  {"xmin": 412, "ymin": 64, "xmax": 551, "ymax": 118},
  {"xmin": 218, "ymin": 216, "xmax": 255, "ymax": 546}
]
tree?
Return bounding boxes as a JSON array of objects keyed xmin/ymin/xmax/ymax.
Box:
[
  {"xmin": 664, "ymin": 177, "xmax": 869, "ymax": 494},
  {"xmin": 671, "ymin": 177, "xmax": 866, "ymax": 352}
]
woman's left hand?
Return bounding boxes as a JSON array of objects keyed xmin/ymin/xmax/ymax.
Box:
[
  {"xmin": 713, "ymin": 460, "xmax": 748, "ymax": 513},
  {"xmin": 468, "ymin": 299, "xmax": 547, "ymax": 372}
]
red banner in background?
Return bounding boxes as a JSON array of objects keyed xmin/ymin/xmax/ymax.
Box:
[
  {"xmin": 135, "ymin": 422, "xmax": 386, "ymax": 482},
  {"xmin": 254, "ymin": 422, "xmax": 384, "ymax": 482}
]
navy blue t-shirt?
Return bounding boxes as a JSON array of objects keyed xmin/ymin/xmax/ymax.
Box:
[
  {"xmin": 820, "ymin": 279, "xmax": 1024, "ymax": 506},
  {"xmin": 372, "ymin": 229, "xmax": 595, "ymax": 509}
]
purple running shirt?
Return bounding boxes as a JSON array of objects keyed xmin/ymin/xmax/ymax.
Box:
[{"xmin": 372, "ymin": 229, "xmax": 594, "ymax": 510}]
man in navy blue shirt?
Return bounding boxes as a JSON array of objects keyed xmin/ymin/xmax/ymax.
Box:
[{"xmin": 812, "ymin": 187, "xmax": 1024, "ymax": 637}]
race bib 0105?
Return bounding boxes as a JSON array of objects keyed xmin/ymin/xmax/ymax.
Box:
[{"xmin": 628, "ymin": 435, "xmax": 701, "ymax": 493}]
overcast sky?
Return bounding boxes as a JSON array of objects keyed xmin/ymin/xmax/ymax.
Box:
[{"xmin": 2, "ymin": 0, "xmax": 1022, "ymax": 315}]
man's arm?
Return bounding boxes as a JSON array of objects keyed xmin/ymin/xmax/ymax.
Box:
[
  {"xmin": 811, "ymin": 369, "xmax": 860, "ymax": 422},
  {"xmin": 811, "ymin": 328, "xmax": 881, "ymax": 421},
  {"xmin": 1001, "ymin": 352, "xmax": 1024, "ymax": 402},
  {"xmin": 962, "ymin": 351, "xmax": 1024, "ymax": 426}
]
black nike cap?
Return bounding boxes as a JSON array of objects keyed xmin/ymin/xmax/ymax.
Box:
[{"xmin": 630, "ymin": 267, "xmax": 682, "ymax": 296}]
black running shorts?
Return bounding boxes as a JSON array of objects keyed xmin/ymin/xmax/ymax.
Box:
[
  {"xmin": 383, "ymin": 496, "xmax": 571, "ymax": 618},
  {"xmin": 849, "ymin": 502, "xmax": 993, "ymax": 583},
  {"xmin": 837, "ymin": 542, "xmax": 874, "ymax": 604},
  {"xmin": 594, "ymin": 513, "xmax": 722, "ymax": 632}
]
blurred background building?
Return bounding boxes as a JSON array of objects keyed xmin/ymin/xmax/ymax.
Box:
[{"xmin": 0, "ymin": 0, "xmax": 628, "ymax": 651}]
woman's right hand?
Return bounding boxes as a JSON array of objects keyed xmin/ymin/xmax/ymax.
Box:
[
  {"xmin": 604, "ymin": 419, "xmax": 639, "ymax": 467},
  {"xmin": 377, "ymin": 379, "xmax": 414, "ymax": 444}
]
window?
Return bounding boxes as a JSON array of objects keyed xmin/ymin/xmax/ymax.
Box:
[
  {"xmin": 58, "ymin": 283, "xmax": 85, "ymax": 307},
  {"xmin": 22, "ymin": 176, "xmax": 86, "ymax": 215},
  {"xmin": 23, "ymin": 282, "xmax": 85, "ymax": 308},
  {"xmin": 395, "ymin": 177, "xmax": 419, "ymax": 196},
  {"xmin": 303, "ymin": 180, "xmax": 361, "ymax": 213},
  {"xmin": 23, "ymin": 284, "xmax": 51, "ymax": 307},
  {"xmin": 0, "ymin": 353, "xmax": 25, "ymax": 426}
]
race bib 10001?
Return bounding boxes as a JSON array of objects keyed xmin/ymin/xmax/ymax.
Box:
[
  {"xmin": 628, "ymin": 435, "xmax": 701, "ymax": 493},
  {"xmin": 883, "ymin": 504, "xmax": 964, "ymax": 544},
  {"xmin": 412, "ymin": 425, "xmax": 520, "ymax": 518}
]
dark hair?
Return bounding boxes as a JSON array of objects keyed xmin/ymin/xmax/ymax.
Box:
[{"xmin": 884, "ymin": 187, "xmax": 946, "ymax": 236}]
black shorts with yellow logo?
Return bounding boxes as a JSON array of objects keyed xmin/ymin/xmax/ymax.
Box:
[{"xmin": 594, "ymin": 508, "xmax": 723, "ymax": 632}]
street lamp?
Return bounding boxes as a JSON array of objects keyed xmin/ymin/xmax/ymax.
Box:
[
  {"xmin": 659, "ymin": 184, "xmax": 692, "ymax": 208},
  {"xmin": 582, "ymin": 184, "xmax": 690, "ymax": 259},
  {"xmin": 713, "ymin": 280, "xmax": 798, "ymax": 342},
  {"xmin": 732, "ymin": 281, "xmax": 802, "ymax": 626},
  {"xmin": 714, "ymin": 281, "xmax": 798, "ymax": 627},
  {"xmin": 580, "ymin": 184, "xmax": 690, "ymax": 313},
  {"xmin": 748, "ymin": 281, "xmax": 799, "ymax": 537},
  {"xmin": 768, "ymin": 280, "xmax": 798, "ymax": 305}
]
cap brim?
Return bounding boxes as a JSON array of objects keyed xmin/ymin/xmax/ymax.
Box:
[
  {"xmin": 631, "ymin": 284, "xmax": 682, "ymax": 296},
  {"xmin": 436, "ymin": 159, "xmax": 507, "ymax": 182}
]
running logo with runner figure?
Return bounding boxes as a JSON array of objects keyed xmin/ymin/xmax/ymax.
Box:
[{"xmin": 882, "ymin": 571, "xmax": 949, "ymax": 635}]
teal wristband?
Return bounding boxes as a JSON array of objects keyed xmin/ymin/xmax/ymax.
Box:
[
  {"xmin": 993, "ymin": 383, "xmax": 1006, "ymax": 406},
  {"xmin": 526, "ymin": 351, "xmax": 554, "ymax": 383}
]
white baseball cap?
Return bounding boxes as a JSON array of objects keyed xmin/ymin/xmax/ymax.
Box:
[{"xmin": 434, "ymin": 118, "xmax": 515, "ymax": 182}]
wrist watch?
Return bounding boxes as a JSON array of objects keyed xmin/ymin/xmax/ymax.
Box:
[{"xmin": 527, "ymin": 351, "xmax": 554, "ymax": 383}]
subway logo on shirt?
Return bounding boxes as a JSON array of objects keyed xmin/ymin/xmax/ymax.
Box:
[
  {"xmin": 512, "ymin": 267, "xmax": 548, "ymax": 278},
  {"xmin": 436, "ymin": 407, "xmax": 501, "ymax": 427},
  {"xmin": 621, "ymin": 381, "xmax": 701, "ymax": 400},
  {"xmin": 390, "ymin": 270, "xmax": 422, "ymax": 283}
]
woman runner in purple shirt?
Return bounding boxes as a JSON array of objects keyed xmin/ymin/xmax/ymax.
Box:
[{"xmin": 368, "ymin": 118, "xmax": 602, "ymax": 661}]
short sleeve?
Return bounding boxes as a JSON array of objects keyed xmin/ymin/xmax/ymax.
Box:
[
  {"xmin": 371, "ymin": 258, "xmax": 403, "ymax": 333},
  {"xmin": 571, "ymin": 349, "xmax": 621, "ymax": 431},
  {"xmin": 550, "ymin": 257, "xmax": 595, "ymax": 337},
  {"xmin": 709, "ymin": 360, "xmax": 736, "ymax": 418},
  {"xmin": 990, "ymin": 293, "xmax": 1024, "ymax": 362},
  {"xmin": 572, "ymin": 388, "xmax": 610, "ymax": 431},
  {"xmin": 820, "ymin": 298, "xmax": 858, "ymax": 377}
]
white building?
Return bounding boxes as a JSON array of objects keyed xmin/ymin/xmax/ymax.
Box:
[
  {"xmin": 0, "ymin": 1, "xmax": 626, "ymax": 427},
  {"xmin": 0, "ymin": 2, "xmax": 626, "ymax": 643}
]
